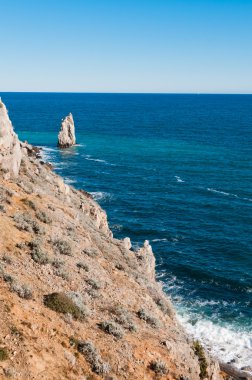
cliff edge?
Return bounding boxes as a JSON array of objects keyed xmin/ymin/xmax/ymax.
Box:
[
  {"xmin": 0, "ymin": 99, "xmax": 22, "ymax": 178},
  {"xmin": 0, "ymin": 101, "xmax": 222, "ymax": 380}
]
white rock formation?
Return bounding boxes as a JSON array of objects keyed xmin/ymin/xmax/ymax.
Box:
[
  {"xmin": 123, "ymin": 237, "xmax": 132, "ymax": 250},
  {"xmin": 0, "ymin": 99, "xmax": 22, "ymax": 178},
  {"xmin": 136, "ymin": 240, "xmax": 156, "ymax": 280},
  {"xmin": 57, "ymin": 113, "xmax": 76, "ymax": 148}
]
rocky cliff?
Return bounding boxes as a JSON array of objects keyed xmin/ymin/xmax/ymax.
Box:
[
  {"xmin": 58, "ymin": 113, "xmax": 76, "ymax": 148},
  {"xmin": 0, "ymin": 100, "xmax": 222, "ymax": 380},
  {"xmin": 0, "ymin": 100, "xmax": 22, "ymax": 179}
]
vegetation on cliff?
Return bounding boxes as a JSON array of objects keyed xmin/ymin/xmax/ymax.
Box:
[{"xmin": 0, "ymin": 100, "xmax": 221, "ymax": 379}]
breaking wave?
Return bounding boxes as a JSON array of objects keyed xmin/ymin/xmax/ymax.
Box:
[{"xmin": 90, "ymin": 191, "xmax": 112, "ymax": 202}]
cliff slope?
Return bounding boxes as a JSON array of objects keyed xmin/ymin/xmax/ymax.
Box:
[{"xmin": 0, "ymin": 101, "xmax": 220, "ymax": 380}]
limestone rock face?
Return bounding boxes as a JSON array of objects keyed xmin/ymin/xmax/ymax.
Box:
[
  {"xmin": 0, "ymin": 100, "xmax": 223, "ymax": 380},
  {"xmin": 123, "ymin": 237, "xmax": 132, "ymax": 250},
  {"xmin": 57, "ymin": 113, "xmax": 76, "ymax": 148},
  {"xmin": 80, "ymin": 198, "xmax": 112, "ymax": 237},
  {"xmin": 0, "ymin": 99, "xmax": 22, "ymax": 178},
  {"xmin": 136, "ymin": 240, "xmax": 156, "ymax": 280}
]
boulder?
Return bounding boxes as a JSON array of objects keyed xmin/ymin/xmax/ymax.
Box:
[
  {"xmin": 0, "ymin": 99, "xmax": 22, "ymax": 178},
  {"xmin": 57, "ymin": 113, "xmax": 76, "ymax": 148}
]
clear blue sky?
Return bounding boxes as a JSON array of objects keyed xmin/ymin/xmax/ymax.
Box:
[{"xmin": 1, "ymin": 0, "xmax": 252, "ymax": 93}]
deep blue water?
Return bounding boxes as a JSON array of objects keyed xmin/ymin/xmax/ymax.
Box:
[{"xmin": 2, "ymin": 92, "xmax": 252, "ymax": 367}]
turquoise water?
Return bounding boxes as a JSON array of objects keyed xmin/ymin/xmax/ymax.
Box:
[{"xmin": 2, "ymin": 92, "xmax": 252, "ymax": 368}]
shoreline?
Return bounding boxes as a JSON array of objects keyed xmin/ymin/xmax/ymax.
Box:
[
  {"xmin": 41, "ymin": 145, "xmax": 252, "ymax": 378},
  {"xmin": 0, "ymin": 98, "xmax": 250, "ymax": 379}
]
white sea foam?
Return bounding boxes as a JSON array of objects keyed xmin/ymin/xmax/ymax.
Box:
[
  {"xmin": 207, "ymin": 188, "xmax": 252, "ymax": 202},
  {"xmin": 38, "ymin": 146, "xmax": 57, "ymax": 163},
  {"xmin": 151, "ymin": 238, "xmax": 168, "ymax": 242},
  {"xmin": 90, "ymin": 191, "xmax": 112, "ymax": 202},
  {"xmin": 175, "ymin": 176, "xmax": 185, "ymax": 183},
  {"xmin": 177, "ymin": 313, "xmax": 252, "ymax": 370},
  {"xmin": 64, "ymin": 177, "xmax": 77, "ymax": 185},
  {"xmin": 40, "ymin": 147, "xmax": 57, "ymax": 152},
  {"xmin": 84, "ymin": 156, "xmax": 116, "ymax": 166},
  {"xmin": 86, "ymin": 157, "xmax": 107, "ymax": 163},
  {"xmin": 207, "ymin": 188, "xmax": 236, "ymax": 197}
]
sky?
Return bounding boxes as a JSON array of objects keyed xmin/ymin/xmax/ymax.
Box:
[{"xmin": 0, "ymin": 0, "xmax": 252, "ymax": 93}]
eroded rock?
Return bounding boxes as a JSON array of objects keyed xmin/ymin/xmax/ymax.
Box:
[
  {"xmin": 57, "ymin": 113, "xmax": 76, "ymax": 148},
  {"xmin": 0, "ymin": 99, "xmax": 22, "ymax": 178}
]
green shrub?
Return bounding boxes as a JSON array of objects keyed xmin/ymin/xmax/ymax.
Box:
[
  {"xmin": 16, "ymin": 242, "xmax": 26, "ymax": 249},
  {"xmin": 0, "ymin": 204, "xmax": 6, "ymax": 213},
  {"xmin": 113, "ymin": 306, "xmax": 137, "ymax": 332},
  {"xmin": 53, "ymin": 239, "xmax": 72, "ymax": 255},
  {"xmin": 2, "ymin": 255, "xmax": 12, "ymax": 264},
  {"xmin": 51, "ymin": 257, "xmax": 65, "ymax": 268},
  {"xmin": 3, "ymin": 273, "xmax": 14, "ymax": 284},
  {"xmin": 77, "ymin": 341, "xmax": 110, "ymax": 375},
  {"xmin": 149, "ymin": 359, "xmax": 168, "ymax": 375},
  {"xmin": 98, "ymin": 321, "xmax": 123, "ymax": 339},
  {"xmin": 54, "ymin": 268, "xmax": 70, "ymax": 281},
  {"xmin": 86, "ymin": 278, "xmax": 101, "ymax": 290},
  {"xmin": 36, "ymin": 210, "xmax": 52, "ymax": 224},
  {"xmin": 22, "ymin": 198, "xmax": 37, "ymax": 210},
  {"xmin": 137, "ymin": 309, "xmax": 160, "ymax": 328},
  {"xmin": 193, "ymin": 341, "xmax": 208, "ymax": 379},
  {"xmin": 155, "ymin": 298, "xmax": 173, "ymax": 317},
  {"xmin": 82, "ymin": 248, "xmax": 98, "ymax": 258},
  {"xmin": 0, "ymin": 347, "xmax": 8, "ymax": 361},
  {"xmin": 32, "ymin": 220, "xmax": 45, "ymax": 235},
  {"xmin": 76, "ymin": 262, "xmax": 89, "ymax": 271},
  {"xmin": 14, "ymin": 213, "xmax": 44, "ymax": 235},
  {"xmin": 29, "ymin": 240, "xmax": 49, "ymax": 265},
  {"xmin": 43, "ymin": 292, "xmax": 85, "ymax": 320},
  {"xmin": 14, "ymin": 213, "xmax": 33, "ymax": 232},
  {"xmin": 115, "ymin": 262, "xmax": 125, "ymax": 271},
  {"xmin": 10, "ymin": 282, "xmax": 33, "ymax": 299}
]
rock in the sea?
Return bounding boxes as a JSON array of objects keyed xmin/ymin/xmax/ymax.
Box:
[
  {"xmin": 0, "ymin": 99, "xmax": 22, "ymax": 178},
  {"xmin": 57, "ymin": 113, "xmax": 76, "ymax": 148}
]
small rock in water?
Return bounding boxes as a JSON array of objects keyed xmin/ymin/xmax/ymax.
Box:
[{"xmin": 57, "ymin": 113, "xmax": 76, "ymax": 148}]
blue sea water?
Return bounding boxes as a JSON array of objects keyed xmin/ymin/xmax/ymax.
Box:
[{"xmin": 2, "ymin": 92, "xmax": 252, "ymax": 368}]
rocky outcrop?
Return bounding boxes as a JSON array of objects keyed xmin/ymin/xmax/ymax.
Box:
[
  {"xmin": 0, "ymin": 101, "xmax": 222, "ymax": 380},
  {"xmin": 0, "ymin": 99, "xmax": 22, "ymax": 178},
  {"xmin": 136, "ymin": 240, "xmax": 156, "ymax": 280},
  {"xmin": 57, "ymin": 113, "xmax": 76, "ymax": 148}
]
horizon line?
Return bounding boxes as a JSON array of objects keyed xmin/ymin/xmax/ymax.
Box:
[{"xmin": 1, "ymin": 91, "xmax": 252, "ymax": 95}]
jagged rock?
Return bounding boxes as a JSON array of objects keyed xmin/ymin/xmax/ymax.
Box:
[
  {"xmin": 80, "ymin": 199, "xmax": 112, "ymax": 237},
  {"xmin": 0, "ymin": 100, "xmax": 223, "ymax": 380},
  {"xmin": 123, "ymin": 237, "xmax": 132, "ymax": 250},
  {"xmin": 136, "ymin": 240, "xmax": 156, "ymax": 280},
  {"xmin": 0, "ymin": 99, "xmax": 22, "ymax": 178},
  {"xmin": 57, "ymin": 113, "xmax": 76, "ymax": 148}
]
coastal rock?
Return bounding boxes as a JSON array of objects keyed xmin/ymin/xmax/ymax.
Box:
[
  {"xmin": 80, "ymin": 198, "xmax": 112, "ymax": 237},
  {"xmin": 0, "ymin": 101, "xmax": 222, "ymax": 380},
  {"xmin": 0, "ymin": 99, "xmax": 22, "ymax": 178},
  {"xmin": 57, "ymin": 113, "xmax": 76, "ymax": 148},
  {"xmin": 123, "ymin": 237, "xmax": 132, "ymax": 250},
  {"xmin": 136, "ymin": 240, "xmax": 156, "ymax": 280}
]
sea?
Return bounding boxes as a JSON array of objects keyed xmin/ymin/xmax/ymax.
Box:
[{"xmin": 2, "ymin": 92, "xmax": 252, "ymax": 369}]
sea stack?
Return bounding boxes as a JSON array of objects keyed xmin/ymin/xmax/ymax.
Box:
[
  {"xmin": 57, "ymin": 113, "xmax": 76, "ymax": 148},
  {"xmin": 0, "ymin": 98, "xmax": 22, "ymax": 178}
]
